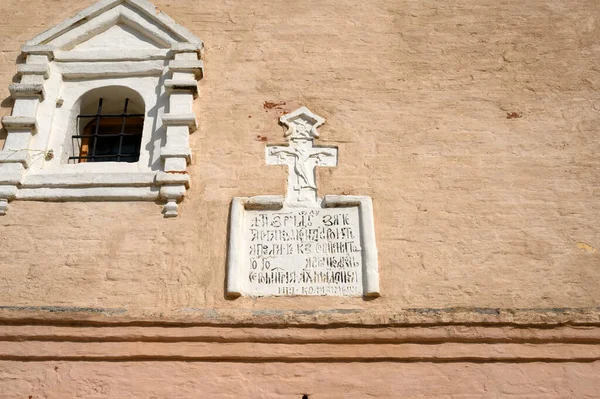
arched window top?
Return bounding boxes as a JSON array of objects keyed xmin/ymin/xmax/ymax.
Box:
[
  {"xmin": 70, "ymin": 87, "xmax": 146, "ymax": 164},
  {"xmin": 78, "ymin": 86, "xmax": 145, "ymax": 117}
]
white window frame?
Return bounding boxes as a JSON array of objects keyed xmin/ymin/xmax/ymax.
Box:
[{"xmin": 0, "ymin": 0, "xmax": 204, "ymax": 217}]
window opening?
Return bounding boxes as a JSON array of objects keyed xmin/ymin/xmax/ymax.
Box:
[{"xmin": 70, "ymin": 98, "xmax": 144, "ymax": 163}]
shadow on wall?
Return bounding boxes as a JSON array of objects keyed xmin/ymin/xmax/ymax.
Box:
[
  {"xmin": 0, "ymin": 53, "xmax": 23, "ymax": 150},
  {"xmin": 0, "ymin": 128, "xmax": 6, "ymax": 150}
]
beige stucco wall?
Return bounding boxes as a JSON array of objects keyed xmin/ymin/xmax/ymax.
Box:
[
  {"xmin": 2, "ymin": 361, "xmax": 600, "ymax": 398},
  {"xmin": 1, "ymin": 322, "xmax": 599, "ymax": 397},
  {"xmin": 1, "ymin": 0, "xmax": 599, "ymax": 312},
  {"xmin": 0, "ymin": 0, "xmax": 599, "ymax": 397}
]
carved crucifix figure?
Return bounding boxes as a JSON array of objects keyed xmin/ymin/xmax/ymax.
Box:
[{"xmin": 266, "ymin": 107, "xmax": 338, "ymax": 204}]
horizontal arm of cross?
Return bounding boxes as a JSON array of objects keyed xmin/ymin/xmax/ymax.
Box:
[
  {"xmin": 311, "ymin": 145, "xmax": 338, "ymax": 167},
  {"xmin": 265, "ymin": 145, "xmax": 293, "ymax": 165}
]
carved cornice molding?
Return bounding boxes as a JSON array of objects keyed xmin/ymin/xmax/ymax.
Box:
[
  {"xmin": 1, "ymin": 306, "xmax": 599, "ymax": 326},
  {"xmin": 0, "ymin": 322, "xmax": 598, "ymax": 363}
]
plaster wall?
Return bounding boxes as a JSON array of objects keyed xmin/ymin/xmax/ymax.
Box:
[
  {"xmin": 0, "ymin": 0, "xmax": 598, "ymax": 312},
  {"xmin": 0, "ymin": 0, "xmax": 599, "ymax": 396},
  {"xmin": 2, "ymin": 361, "xmax": 600, "ymax": 399}
]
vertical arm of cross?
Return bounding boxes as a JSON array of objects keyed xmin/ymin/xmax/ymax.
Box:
[
  {"xmin": 266, "ymin": 143, "xmax": 308, "ymax": 203},
  {"xmin": 266, "ymin": 144, "xmax": 298, "ymax": 194},
  {"xmin": 266, "ymin": 107, "xmax": 337, "ymax": 204}
]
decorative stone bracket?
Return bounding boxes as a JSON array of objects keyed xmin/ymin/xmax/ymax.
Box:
[
  {"xmin": 159, "ymin": 43, "xmax": 203, "ymax": 217},
  {"xmin": 0, "ymin": 46, "xmax": 51, "ymax": 216}
]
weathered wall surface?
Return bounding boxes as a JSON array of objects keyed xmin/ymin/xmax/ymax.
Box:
[
  {"xmin": 1, "ymin": 322, "xmax": 599, "ymax": 397},
  {"xmin": 0, "ymin": 0, "xmax": 599, "ymax": 317},
  {"xmin": 1, "ymin": 1, "xmax": 600, "ymax": 397},
  {"xmin": 1, "ymin": 361, "xmax": 600, "ymax": 399}
]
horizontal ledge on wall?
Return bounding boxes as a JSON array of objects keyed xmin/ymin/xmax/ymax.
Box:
[
  {"xmin": 0, "ymin": 325, "xmax": 599, "ymax": 345},
  {"xmin": 1, "ymin": 307, "xmax": 600, "ymax": 327},
  {"xmin": 15, "ymin": 186, "xmax": 160, "ymax": 201},
  {"xmin": 8, "ymin": 83, "xmax": 45, "ymax": 100},
  {"xmin": 1, "ymin": 116, "xmax": 39, "ymax": 132},
  {"xmin": 0, "ymin": 171, "xmax": 24, "ymax": 185},
  {"xmin": 21, "ymin": 45, "xmax": 54, "ymax": 56},
  {"xmin": 0, "ymin": 150, "xmax": 33, "ymax": 167},
  {"xmin": 0, "ymin": 342, "xmax": 599, "ymax": 363},
  {"xmin": 168, "ymin": 60, "xmax": 204, "ymax": 79},
  {"xmin": 161, "ymin": 113, "xmax": 198, "ymax": 132},
  {"xmin": 17, "ymin": 64, "xmax": 50, "ymax": 78},
  {"xmin": 57, "ymin": 61, "xmax": 165, "ymax": 78},
  {"xmin": 155, "ymin": 172, "xmax": 190, "ymax": 187},
  {"xmin": 164, "ymin": 79, "xmax": 198, "ymax": 97},
  {"xmin": 21, "ymin": 172, "xmax": 158, "ymax": 188},
  {"xmin": 54, "ymin": 49, "xmax": 172, "ymax": 62}
]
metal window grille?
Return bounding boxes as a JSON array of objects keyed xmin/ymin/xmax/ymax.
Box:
[{"xmin": 69, "ymin": 98, "xmax": 144, "ymax": 163}]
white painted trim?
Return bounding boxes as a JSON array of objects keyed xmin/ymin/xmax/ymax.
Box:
[
  {"xmin": 1, "ymin": 117, "xmax": 38, "ymax": 133},
  {"xmin": 48, "ymin": 7, "xmax": 122, "ymax": 50},
  {"xmin": 17, "ymin": 64, "xmax": 50, "ymax": 79},
  {"xmin": 26, "ymin": 0, "xmax": 203, "ymax": 47},
  {"xmin": 0, "ymin": 171, "xmax": 23, "ymax": 185},
  {"xmin": 160, "ymin": 147, "xmax": 192, "ymax": 163},
  {"xmin": 16, "ymin": 186, "xmax": 159, "ymax": 201},
  {"xmin": 118, "ymin": 6, "xmax": 178, "ymax": 47},
  {"xmin": 57, "ymin": 61, "xmax": 165, "ymax": 79},
  {"xmin": 226, "ymin": 198, "xmax": 246, "ymax": 297},
  {"xmin": 169, "ymin": 60, "xmax": 204, "ymax": 79},
  {"xmin": 40, "ymin": 75, "xmax": 162, "ymax": 171},
  {"xmin": 21, "ymin": 45, "xmax": 54, "ymax": 56},
  {"xmin": 55, "ymin": 49, "xmax": 171, "ymax": 62},
  {"xmin": 8, "ymin": 84, "xmax": 45, "ymax": 100},
  {"xmin": 44, "ymin": 5, "xmax": 179, "ymax": 51},
  {"xmin": 245, "ymin": 195, "xmax": 285, "ymax": 210},
  {"xmin": 280, "ymin": 106, "xmax": 326, "ymax": 138},
  {"xmin": 164, "ymin": 79, "xmax": 199, "ymax": 97},
  {"xmin": 226, "ymin": 195, "xmax": 380, "ymax": 298},
  {"xmin": 27, "ymin": 0, "xmax": 127, "ymax": 46},
  {"xmin": 324, "ymin": 195, "xmax": 380, "ymax": 297},
  {"xmin": 21, "ymin": 172, "xmax": 157, "ymax": 188},
  {"xmin": 155, "ymin": 172, "xmax": 190, "ymax": 188},
  {"xmin": 171, "ymin": 43, "xmax": 202, "ymax": 53},
  {"xmin": 127, "ymin": 0, "xmax": 203, "ymax": 46},
  {"xmin": 1, "ymin": 0, "xmax": 204, "ymax": 217},
  {"xmin": 0, "ymin": 185, "xmax": 18, "ymax": 200},
  {"xmin": 161, "ymin": 113, "xmax": 198, "ymax": 132},
  {"xmin": 0, "ymin": 151, "xmax": 32, "ymax": 167}
]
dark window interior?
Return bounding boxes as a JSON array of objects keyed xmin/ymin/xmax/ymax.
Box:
[{"xmin": 70, "ymin": 98, "xmax": 144, "ymax": 164}]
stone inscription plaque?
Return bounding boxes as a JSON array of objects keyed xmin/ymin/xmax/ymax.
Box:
[
  {"xmin": 227, "ymin": 106, "xmax": 379, "ymax": 298},
  {"xmin": 243, "ymin": 207, "xmax": 363, "ymax": 296}
]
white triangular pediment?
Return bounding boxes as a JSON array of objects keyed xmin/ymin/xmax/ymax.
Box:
[
  {"xmin": 74, "ymin": 24, "xmax": 164, "ymax": 51},
  {"xmin": 26, "ymin": 0, "xmax": 202, "ymax": 51}
]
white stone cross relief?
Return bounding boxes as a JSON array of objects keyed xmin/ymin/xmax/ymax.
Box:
[
  {"xmin": 266, "ymin": 108, "xmax": 338, "ymax": 205},
  {"xmin": 227, "ymin": 106, "xmax": 380, "ymax": 298}
]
